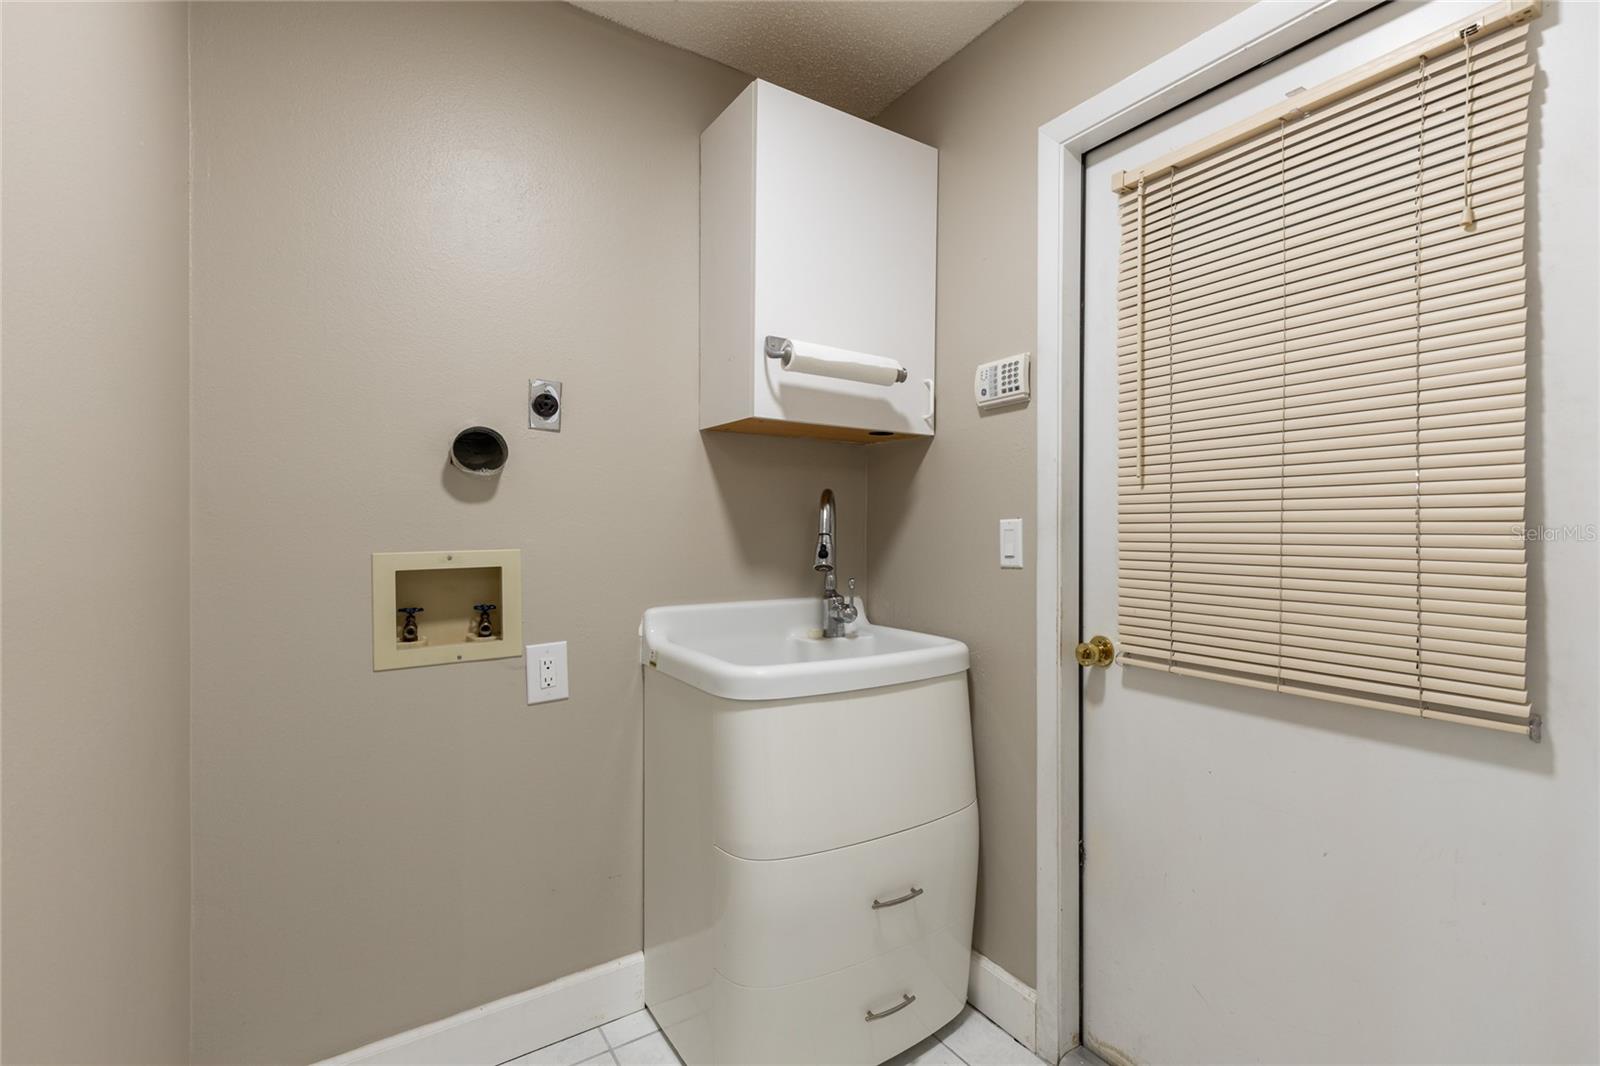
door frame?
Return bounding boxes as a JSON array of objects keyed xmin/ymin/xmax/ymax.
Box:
[{"xmin": 1030, "ymin": 3, "xmax": 1384, "ymax": 1060}]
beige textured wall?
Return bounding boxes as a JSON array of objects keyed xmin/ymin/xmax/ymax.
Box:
[
  {"xmin": 1, "ymin": 3, "xmax": 192, "ymax": 1063},
  {"xmin": 187, "ymin": 5, "xmax": 868, "ymax": 1062},
  {"xmin": 867, "ymin": 0, "xmax": 1250, "ymax": 986}
]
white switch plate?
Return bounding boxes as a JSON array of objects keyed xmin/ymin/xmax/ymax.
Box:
[
  {"xmin": 526, "ymin": 641, "xmax": 569, "ymax": 704},
  {"xmin": 999, "ymin": 518, "xmax": 1024, "ymax": 569}
]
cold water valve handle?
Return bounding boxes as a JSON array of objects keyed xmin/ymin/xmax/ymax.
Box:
[
  {"xmin": 472, "ymin": 603, "xmax": 497, "ymax": 639},
  {"xmin": 398, "ymin": 607, "xmax": 424, "ymax": 643}
]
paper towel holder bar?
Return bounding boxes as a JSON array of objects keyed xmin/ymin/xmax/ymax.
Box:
[{"xmin": 764, "ymin": 335, "xmax": 910, "ymax": 384}]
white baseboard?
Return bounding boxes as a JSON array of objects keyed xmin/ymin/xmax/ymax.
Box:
[
  {"xmin": 968, "ymin": 951, "xmax": 1038, "ymax": 1054},
  {"xmin": 317, "ymin": 951, "xmax": 644, "ymax": 1066},
  {"xmin": 317, "ymin": 947, "xmax": 1032, "ymax": 1065}
]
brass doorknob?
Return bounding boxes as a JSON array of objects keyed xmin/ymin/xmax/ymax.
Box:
[{"xmin": 1075, "ymin": 635, "xmax": 1115, "ymax": 668}]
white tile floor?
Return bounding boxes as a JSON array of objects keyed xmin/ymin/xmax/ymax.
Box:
[
  {"xmin": 497, "ymin": 1008, "xmax": 678, "ymax": 1066},
  {"xmin": 497, "ymin": 1003, "xmax": 1072, "ymax": 1066}
]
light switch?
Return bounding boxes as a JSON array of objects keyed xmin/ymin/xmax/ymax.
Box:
[
  {"xmin": 1000, "ymin": 519, "xmax": 1024, "ymax": 569},
  {"xmin": 526, "ymin": 641, "xmax": 569, "ymax": 704}
]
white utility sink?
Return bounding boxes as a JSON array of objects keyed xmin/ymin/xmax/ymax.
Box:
[
  {"xmin": 640, "ymin": 597, "xmax": 969, "ymax": 701},
  {"xmin": 642, "ymin": 596, "xmax": 978, "ymax": 1065}
]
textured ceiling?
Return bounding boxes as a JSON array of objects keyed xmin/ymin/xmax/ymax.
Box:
[{"xmin": 569, "ymin": 1, "xmax": 1021, "ymax": 117}]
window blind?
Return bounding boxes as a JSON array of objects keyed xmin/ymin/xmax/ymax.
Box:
[{"xmin": 1113, "ymin": 1, "xmax": 1541, "ymax": 737}]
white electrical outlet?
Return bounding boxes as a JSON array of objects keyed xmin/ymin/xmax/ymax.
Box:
[
  {"xmin": 975, "ymin": 353, "xmax": 1030, "ymax": 409},
  {"xmin": 526, "ymin": 641, "xmax": 569, "ymax": 704}
]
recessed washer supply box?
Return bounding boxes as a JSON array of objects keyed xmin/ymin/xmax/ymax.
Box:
[
  {"xmin": 371, "ymin": 549, "xmax": 522, "ymax": 670},
  {"xmin": 699, "ymin": 80, "xmax": 938, "ymax": 443}
]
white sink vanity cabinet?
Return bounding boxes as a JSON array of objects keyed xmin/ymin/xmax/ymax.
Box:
[{"xmin": 641, "ymin": 598, "xmax": 978, "ymax": 1066}]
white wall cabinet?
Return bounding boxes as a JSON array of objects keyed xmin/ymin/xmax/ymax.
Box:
[{"xmin": 700, "ymin": 80, "xmax": 937, "ymax": 443}]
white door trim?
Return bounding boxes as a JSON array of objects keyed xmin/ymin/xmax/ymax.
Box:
[{"xmin": 1031, "ymin": 3, "xmax": 1384, "ymax": 1061}]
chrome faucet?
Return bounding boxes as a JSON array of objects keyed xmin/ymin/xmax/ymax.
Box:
[{"xmin": 814, "ymin": 488, "xmax": 858, "ymax": 638}]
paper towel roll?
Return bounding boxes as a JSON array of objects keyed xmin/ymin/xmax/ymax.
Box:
[{"xmin": 766, "ymin": 337, "xmax": 907, "ymax": 387}]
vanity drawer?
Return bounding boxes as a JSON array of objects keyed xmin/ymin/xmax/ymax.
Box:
[
  {"xmin": 712, "ymin": 673, "xmax": 975, "ymax": 859},
  {"xmin": 711, "ymin": 802, "xmax": 977, "ymax": 988},
  {"xmin": 682, "ymin": 935, "xmax": 969, "ymax": 1066}
]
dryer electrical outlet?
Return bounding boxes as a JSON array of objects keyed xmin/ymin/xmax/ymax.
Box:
[{"xmin": 526, "ymin": 642, "xmax": 569, "ymax": 704}]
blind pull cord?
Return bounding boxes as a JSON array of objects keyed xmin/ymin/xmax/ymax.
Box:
[
  {"xmin": 1165, "ymin": 167, "xmax": 1177, "ymax": 663},
  {"xmin": 1276, "ymin": 117, "xmax": 1289, "ymax": 694},
  {"xmin": 1136, "ymin": 176, "xmax": 1147, "ymax": 486},
  {"xmin": 1462, "ymin": 29, "xmax": 1478, "ymax": 231},
  {"xmin": 1414, "ymin": 54, "xmax": 1430, "ymax": 711}
]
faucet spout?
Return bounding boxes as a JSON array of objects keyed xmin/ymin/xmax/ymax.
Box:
[
  {"xmin": 814, "ymin": 489, "xmax": 835, "ymax": 573},
  {"xmin": 813, "ymin": 489, "xmax": 856, "ymax": 637}
]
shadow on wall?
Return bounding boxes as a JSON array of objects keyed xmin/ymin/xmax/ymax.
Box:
[
  {"xmin": 441, "ymin": 459, "xmax": 500, "ymax": 503},
  {"xmin": 858, "ymin": 438, "xmax": 933, "ymax": 596},
  {"xmin": 1115, "ymin": 667, "xmax": 1555, "ymax": 776},
  {"xmin": 700, "ymin": 430, "xmax": 870, "ymax": 585}
]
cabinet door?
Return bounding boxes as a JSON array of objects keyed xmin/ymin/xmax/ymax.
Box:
[{"xmin": 751, "ymin": 82, "xmax": 936, "ymax": 436}]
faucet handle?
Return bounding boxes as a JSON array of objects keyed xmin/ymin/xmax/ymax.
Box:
[{"xmin": 843, "ymin": 579, "xmax": 860, "ymax": 623}]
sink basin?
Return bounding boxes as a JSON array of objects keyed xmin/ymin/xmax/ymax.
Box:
[{"xmin": 640, "ymin": 597, "xmax": 968, "ymax": 700}]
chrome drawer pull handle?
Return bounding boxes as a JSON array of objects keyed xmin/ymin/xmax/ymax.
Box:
[
  {"xmin": 871, "ymin": 886, "xmax": 924, "ymax": 910},
  {"xmin": 865, "ymin": 993, "xmax": 916, "ymax": 1022}
]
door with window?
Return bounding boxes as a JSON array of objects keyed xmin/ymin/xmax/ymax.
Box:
[{"xmin": 1077, "ymin": 2, "xmax": 1597, "ymax": 1063}]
